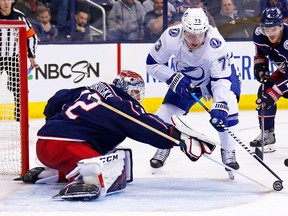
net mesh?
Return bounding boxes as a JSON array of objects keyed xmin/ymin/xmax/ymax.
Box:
[{"xmin": 0, "ymin": 26, "xmax": 23, "ymax": 175}]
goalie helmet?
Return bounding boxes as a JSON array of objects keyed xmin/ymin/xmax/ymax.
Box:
[
  {"xmin": 113, "ymin": 70, "xmax": 145, "ymax": 103},
  {"xmin": 182, "ymin": 8, "xmax": 209, "ymax": 34},
  {"xmin": 260, "ymin": 7, "xmax": 283, "ymax": 27}
]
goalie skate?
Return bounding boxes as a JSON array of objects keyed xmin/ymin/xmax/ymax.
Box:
[
  {"xmin": 53, "ymin": 183, "xmax": 100, "ymax": 201},
  {"xmin": 21, "ymin": 167, "xmax": 45, "ymax": 183},
  {"xmin": 150, "ymin": 148, "xmax": 170, "ymax": 174}
]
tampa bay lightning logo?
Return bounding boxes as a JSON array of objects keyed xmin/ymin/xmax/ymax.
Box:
[
  {"xmin": 169, "ymin": 28, "xmax": 180, "ymax": 37},
  {"xmin": 155, "ymin": 39, "xmax": 162, "ymax": 51},
  {"xmin": 175, "ymin": 62, "xmax": 205, "ymax": 81},
  {"xmin": 284, "ymin": 40, "xmax": 288, "ymax": 50},
  {"xmin": 210, "ymin": 38, "xmax": 222, "ymax": 48}
]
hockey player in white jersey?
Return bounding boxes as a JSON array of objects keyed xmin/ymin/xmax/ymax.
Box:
[{"xmin": 146, "ymin": 8, "xmax": 241, "ymax": 173}]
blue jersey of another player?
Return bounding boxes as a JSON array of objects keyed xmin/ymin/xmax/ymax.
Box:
[
  {"xmin": 253, "ymin": 24, "xmax": 288, "ymax": 75},
  {"xmin": 37, "ymin": 82, "xmax": 175, "ymax": 155}
]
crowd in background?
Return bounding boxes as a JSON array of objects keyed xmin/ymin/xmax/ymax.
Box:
[{"xmin": 13, "ymin": 0, "xmax": 288, "ymax": 43}]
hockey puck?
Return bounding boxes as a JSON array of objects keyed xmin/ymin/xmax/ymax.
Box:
[
  {"xmin": 284, "ymin": 159, "xmax": 288, "ymax": 167},
  {"xmin": 273, "ymin": 180, "xmax": 283, "ymax": 191}
]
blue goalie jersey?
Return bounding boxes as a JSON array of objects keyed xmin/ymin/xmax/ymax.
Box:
[{"xmin": 37, "ymin": 82, "xmax": 175, "ymax": 154}]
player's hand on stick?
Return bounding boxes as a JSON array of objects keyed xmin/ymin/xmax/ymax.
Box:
[
  {"xmin": 209, "ymin": 102, "xmax": 228, "ymax": 132},
  {"xmin": 254, "ymin": 55, "xmax": 269, "ymax": 82},
  {"xmin": 256, "ymin": 88, "xmax": 279, "ymax": 110},
  {"xmin": 166, "ymin": 73, "xmax": 193, "ymax": 98}
]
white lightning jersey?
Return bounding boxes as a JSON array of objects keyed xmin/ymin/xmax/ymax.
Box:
[{"xmin": 146, "ymin": 24, "xmax": 241, "ymax": 103}]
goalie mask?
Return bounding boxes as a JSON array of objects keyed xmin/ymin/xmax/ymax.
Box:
[{"xmin": 113, "ymin": 70, "xmax": 145, "ymax": 103}]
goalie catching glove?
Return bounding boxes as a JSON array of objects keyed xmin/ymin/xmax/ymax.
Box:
[{"xmin": 171, "ymin": 115, "xmax": 217, "ymax": 161}]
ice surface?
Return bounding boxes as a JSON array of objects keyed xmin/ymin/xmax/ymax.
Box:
[{"xmin": 0, "ymin": 110, "xmax": 288, "ymax": 216}]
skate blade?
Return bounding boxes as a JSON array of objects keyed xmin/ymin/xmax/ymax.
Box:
[
  {"xmin": 151, "ymin": 167, "xmax": 162, "ymax": 175},
  {"xmin": 228, "ymin": 171, "xmax": 234, "ymax": 180},
  {"xmin": 252, "ymin": 146, "xmax": 276, "ymax": 154}
]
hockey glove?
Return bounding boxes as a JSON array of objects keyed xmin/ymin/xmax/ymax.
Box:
[
  {"xmin": 171, "ymin": 115, "xmax": 217, "ymax": 161},
  {"xmin": 171, "ymin": 128, "xmax": 213, "ymax": 162},
  {"xmin": 166, "ymin": 73, "xmax": 193, "ymax": 98},
  {"xmin": 254, "ymin": 55, "xmax": 269, "ymax": 82},
  {"xmin": 209, "ymin": 102, "xmax": 229, "ymax": 132},
  {"xmin": 256, "ymin": 88, "xmax": 280, "ymax": 110}
]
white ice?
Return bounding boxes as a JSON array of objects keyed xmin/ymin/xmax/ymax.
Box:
[{"xmin": 0, "ymin": 110, "xmax": 288, "ymax": 216}]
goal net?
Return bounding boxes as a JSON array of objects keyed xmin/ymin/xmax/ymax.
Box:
[{"xmin": 0, "ymin": 21, "xmax": 29, "ymax": 176}]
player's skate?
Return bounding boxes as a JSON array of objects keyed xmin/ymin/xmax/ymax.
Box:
[
  {"xmin": 21, "ymin": 167, "xmax": 45, "ymax": 183},
  {"xmin": 250, "ymin": 128, "xmax": 276, "ymax": 153},
  {"xmin": 150, "ymin": 148, "xmax": 170, "ymax": 173},
  {"xmin": 221, "ymin": 148, "xmax": 239, "ymax": 180},
  {"xmin": 53, "ymin": 183, "xmax": 100, "ymax": 201}
]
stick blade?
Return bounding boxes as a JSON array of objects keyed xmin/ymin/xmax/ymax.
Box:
[{"xmin": 255, "ymin": 147, "xmax": 263, "ymax": 160}]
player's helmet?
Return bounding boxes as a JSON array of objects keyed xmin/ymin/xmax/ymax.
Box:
[
  {"xmin": 260, "ymin": 7, "xmax": 283, "ymax": 28},
  {"xmin": 113, "ymin": 70, "xmax": 145, "ymax": 103},
  {"xmin": 182, "ymin": 8, "xmax": 209, "ymax": 34}
]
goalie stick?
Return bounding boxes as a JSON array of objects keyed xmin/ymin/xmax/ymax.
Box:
[
  {"xmin": 190, "ymin": 93, "xmax": 283, "ymax": 191},
  {"xmin": 88, "ymin": 94, "xmax": 282, "ymax": 191}
]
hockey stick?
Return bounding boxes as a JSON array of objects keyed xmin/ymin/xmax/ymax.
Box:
[
  {"xmin": 202, "ymin": 155, "xmax": 271, "ymax": 190},
  {"xmin": 190, "ymin": 93, "xmax": 283, "ymax": 191},
  {"xmin": 87, "ymin": 94, "xmax": 181, "ymax": 145},
  {"xmin": 88, "ymin": 94, "xmax": 282, "ymax": 191},
  {"xmin": 260, "ymin": 81, "xmax": 265, "ymax": 160}
]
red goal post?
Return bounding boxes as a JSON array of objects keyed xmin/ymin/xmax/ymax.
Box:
[{"xmin": 0, "ymin": 20, "xmax": 29, "ymax": 176}]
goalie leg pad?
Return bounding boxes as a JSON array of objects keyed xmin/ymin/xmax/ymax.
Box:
[
  {"xmin": 114, "ymin": 148, "xmax": 133, "ymax": 183},
  {"xmin": 66, "ymin": 150, "xmax": 128, "ymax": 197}
]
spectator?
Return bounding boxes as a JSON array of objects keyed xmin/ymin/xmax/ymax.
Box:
[
  {"xmin": 65, "ymin": 8, "xmax": 91, "ymax": 41},
  {"xmin": 14, "ymin": 0, "xmax": 46, "ymax": 24},
  {"xmin": 33, "ymin": 6, "xmax": 58, "ymax": 42},
  {"xmin": 205, "ymin": 0, "xmax": 253, "ymax": 20},
  {"xmin": 142, "ymin": 0, "xmax": 176, "ymax": 14},
  {"xmin": 143, "ymin": 0, "xmax": 181, "ymax": 41},
  {"xmin": 214, "ymin": 0, "xmax": 253, "ymax": 39},
  {"xmin": 190, "ymin": 0, "xmax": 216, "ymax": 27},
  {"xmin": 107, "ymin": 0, "xmax": 144, "ymax": 41}
]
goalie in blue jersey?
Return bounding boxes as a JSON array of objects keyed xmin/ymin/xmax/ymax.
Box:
[{"xmin": 21, "ymin": 70, "xmax": 216, "ymax": 201}]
